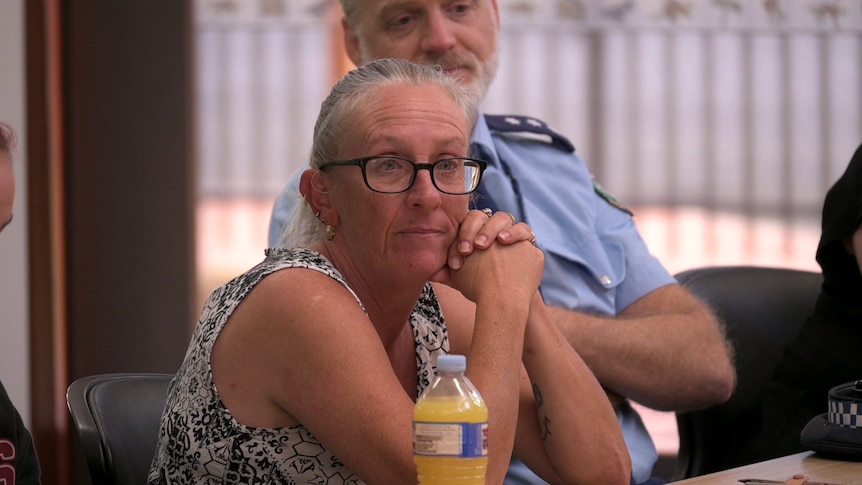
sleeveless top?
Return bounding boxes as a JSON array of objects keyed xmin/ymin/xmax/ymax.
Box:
[{"xmin": 148, "ymin": 248, "xmax": 450, "ymax": 484}]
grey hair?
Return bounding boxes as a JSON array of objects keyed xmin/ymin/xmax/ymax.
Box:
[
  {"xmin": 279, "ymin": 58, "xmax": 478, "ymax": 249},
  {"xmin": 0, "ymin": 123, "xmax": 15, "ymax": 155}
]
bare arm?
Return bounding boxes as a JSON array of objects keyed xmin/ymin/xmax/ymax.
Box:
[
  {"xmin": 551, "ymin": 284, "xmax": 736, "ymax": 411},
  {"xmin": 441, "ymin": 286, "xmax": 631, "ymax": 485},
  {"xmin": 441, "ymin": 211, "xmax": 630, "ymax": 482},
  {"xmin": 212, "ymin": 270, "xmax": 421, "ymax": 484},
  {"xmin": 515, "ymin": 293, "xmax": 631, "ymax": 485},
  {"xmin": 439, "ymin": 238, "xmax": 544, "ymax": 485}
]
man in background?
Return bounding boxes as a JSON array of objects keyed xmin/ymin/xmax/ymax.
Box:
[{"xmin": 268, "ymin": 2, "xmax": 735, "ymax": 483}]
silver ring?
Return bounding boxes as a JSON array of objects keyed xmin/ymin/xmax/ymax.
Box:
[
  {"xmin": 481, "ymin": 208, "xmax": 493, "ymax": 218},
  {"xmin": 529, "ymin": 231, "xmax": 537, "ymax": 246},
  {"xmin": 503, "ymin": 211, "xmax": 517, "ymax": 225}
]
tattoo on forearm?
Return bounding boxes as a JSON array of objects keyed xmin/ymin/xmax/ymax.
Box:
[
  {"xmin": 540, "ymin": 415, "xmax": 552, "ymax": 441},
  {"xmin": 533, "ymin": 384, "xmax": 552, "ymax": 441},
  {"xmin": 532, "ymin": 383, "xmax": 544, "ymax": 407}
]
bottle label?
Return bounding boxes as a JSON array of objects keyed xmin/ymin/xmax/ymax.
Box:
[{"xmin": 413, "ymin": 422, "xmax": 489, "ymax": 458}]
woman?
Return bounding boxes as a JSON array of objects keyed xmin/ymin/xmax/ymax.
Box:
[
  {"xmin": 1, "ymin": 122, "xmax": 42, "ymax": 485},
  {"xmin": 149, "ymin": 58, "xmax": 630, "ymax": 485}
]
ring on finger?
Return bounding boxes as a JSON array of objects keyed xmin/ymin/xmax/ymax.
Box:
[
  {"xmin": 503, "ymin": 211, "xmax": 517, "ymax": 225},
  {"xmin": 481, "ymin": 208, "xmax": 493, "ymax": 218},
  {"xmin": 529, "ymin": 231, "xmax": 537, "ymax": 245}
]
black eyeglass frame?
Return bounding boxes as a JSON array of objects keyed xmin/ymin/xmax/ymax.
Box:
[{"xmin": 318, "ymin": 155, "xmax": 488, "ymax": 195}]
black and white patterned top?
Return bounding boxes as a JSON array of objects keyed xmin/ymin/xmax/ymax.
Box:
[{"xmin": 148, "ymin": 248, "xmax": 449, "ymax": 484}]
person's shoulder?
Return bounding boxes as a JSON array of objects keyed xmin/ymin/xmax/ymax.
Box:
[
  {"xmin": 483, "ymin": 114, "xmax": 575, "ymax": 153},
  {"xmin": 0, "ymin": 379, "xmax": 24, "ymax": 421},
  {"xmin": 256, "ymin": 249, "xmax": 363, "ymax": 308}
]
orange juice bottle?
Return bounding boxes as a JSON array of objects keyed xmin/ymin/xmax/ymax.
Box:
[{"xmin": 413, "ymin": 354, "xmax": 489, "ymax": 484}]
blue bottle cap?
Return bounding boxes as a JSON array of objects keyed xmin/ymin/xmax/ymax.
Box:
[{"xmin": 437, "ymin": 354, "xmax": 467, "ymax": 372}]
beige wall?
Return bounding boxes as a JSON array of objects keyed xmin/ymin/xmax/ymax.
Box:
[{"xmin": 0, "ymin": 0, "xmax": 30, "ymax": 426}]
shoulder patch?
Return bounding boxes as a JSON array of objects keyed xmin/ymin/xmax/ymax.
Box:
[
  {"xmin": 484, "ymin": 114, "xmax": 575, "ymax": 153},
  {"xmin": 593, "ymin": 181, "xmax": 633, "ymax": 216}
]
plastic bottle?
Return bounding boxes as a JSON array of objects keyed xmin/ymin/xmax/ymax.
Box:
[{"xmin": 413, "ymin": 354, "xmax": 489, "ymax": 484}]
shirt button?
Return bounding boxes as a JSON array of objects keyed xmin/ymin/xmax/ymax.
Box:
[{"xmin": 600, "ymin": 275, "xmax": 612, "ymax": 287}]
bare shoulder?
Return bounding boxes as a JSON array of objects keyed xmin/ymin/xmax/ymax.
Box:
[
  {"xmin": 225, "ymin": 267, "xmax": 387, "ymax": 362},
  {"xmin": 246, "ymin": 267, "xmax": 367, "ymax": 329},
  {"xmin": 212, "ymin": 266, "xmax": 394, "ymax": 426}
]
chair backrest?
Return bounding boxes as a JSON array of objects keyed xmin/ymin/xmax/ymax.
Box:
[
  {"xmin": 66, "ymin": 373, "xmax": 173, "ymax": 485},
  {"xmin": 672, "ymin": 266, "xmax": 822, "ymax": 479}
]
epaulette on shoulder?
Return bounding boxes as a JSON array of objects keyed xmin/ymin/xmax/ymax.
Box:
[{"xmin": 484, "ymin": 114, "xmax": 575, "ymax": 153}]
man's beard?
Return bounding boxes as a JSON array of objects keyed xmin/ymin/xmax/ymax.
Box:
[{"xmin": 358, "ymin": 46, "xmax": 500, "ymax": 104}]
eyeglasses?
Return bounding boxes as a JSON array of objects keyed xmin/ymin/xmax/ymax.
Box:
[{"xmin": 318, "ymin": 155, "xmax": 487, "ymax": 195}]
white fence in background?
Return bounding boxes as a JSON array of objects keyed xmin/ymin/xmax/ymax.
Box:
[{"xmin": 194, "ymin": 0, "xmax": 862, "ymax": 276}]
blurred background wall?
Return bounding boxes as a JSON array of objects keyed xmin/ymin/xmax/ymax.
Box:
[{"xmin": 194, "ymin": 0, "xmax": 862, "ymax": 301}]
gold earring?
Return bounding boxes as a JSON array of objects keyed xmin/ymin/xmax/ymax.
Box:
[{"xmin": 326, "ymin": 224, "xmax": 336, "ymax": 241}]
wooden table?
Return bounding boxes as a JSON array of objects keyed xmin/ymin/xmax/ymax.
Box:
[{"xmin": 670, "ymin": 451, "xmax": 862, "ymax": 484}]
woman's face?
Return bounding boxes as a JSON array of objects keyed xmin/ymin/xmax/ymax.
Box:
[
  {"xmin": 0, "ymin": 152, "xmax": 14, "ymax": 234},
  {"xmin": 327, "ymin": 83, "xmax": 471, "ymax": 280}
]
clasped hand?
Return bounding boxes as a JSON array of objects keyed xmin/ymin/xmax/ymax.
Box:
[{"xmin": 431, "ymin": 208, "xmax": 543, "ymax": 303}]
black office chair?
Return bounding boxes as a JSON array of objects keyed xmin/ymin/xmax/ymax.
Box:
[
  {"xmin": 66, "ymin": 373, "xmax": 173, "ymax": 485},
  {"xmin": 671, "ymin": 265, "xmax": 822, "ymax": 479}
]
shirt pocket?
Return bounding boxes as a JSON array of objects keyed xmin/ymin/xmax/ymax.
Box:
[{"xmin": 542, "ymin": 237, "xmax": 626, "ymax": 293}]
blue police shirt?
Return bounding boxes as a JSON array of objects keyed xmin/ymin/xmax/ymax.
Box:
[{"xmin": 268, "ymin": 112, "xmax": 676, "ymax": 483}]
